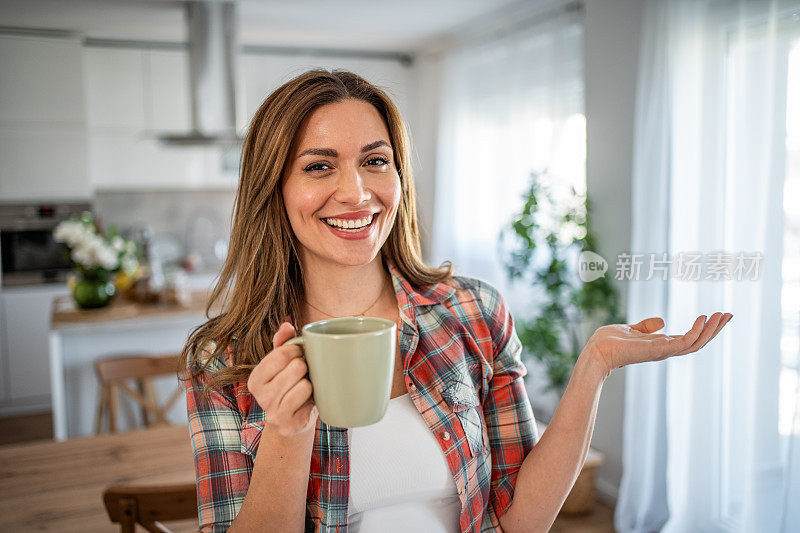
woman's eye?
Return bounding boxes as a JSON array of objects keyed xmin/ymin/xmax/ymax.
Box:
[
  {"xmin": 365, "ymin": 157, "xmax": 389, "ymax": 167},
  {"xmin": 304, "ymin": 162, "xmax": 330, "ymax": 172}
]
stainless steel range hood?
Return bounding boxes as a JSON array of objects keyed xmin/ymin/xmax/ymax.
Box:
[{"xmin": 158, "ymin": 1, "xmax": 243, "ymax": 146}]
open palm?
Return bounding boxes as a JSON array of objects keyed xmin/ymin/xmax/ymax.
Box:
[{"xmin": 587, "ymin": 312, "xmax": 733, "ymax": 375}]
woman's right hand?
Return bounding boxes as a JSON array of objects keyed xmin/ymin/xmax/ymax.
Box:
[{"xmin": 247, "ymin": 322, "xmax": 318, "ymax": 437}]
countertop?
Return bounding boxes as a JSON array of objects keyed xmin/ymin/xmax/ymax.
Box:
[{"xmin": 50, "ymin": 289, "xmax": 222, "ymax": 330}]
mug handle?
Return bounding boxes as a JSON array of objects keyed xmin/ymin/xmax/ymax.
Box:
[
  {"xmin": 284, "ymin": 336, "xmax": 304, "ymax": 347},
  {"xmin": 283, "ymin": 336, "xmax": 310, "ymax": 381}
]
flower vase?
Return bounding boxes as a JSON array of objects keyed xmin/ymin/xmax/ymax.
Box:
[{"xmin": 72, "ymin": 269, "xmax": 116, "ymax": 309}]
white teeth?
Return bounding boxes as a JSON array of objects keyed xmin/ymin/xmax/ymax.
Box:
[{"xmin": 324, "ymin": 214, "xmax": 374, "ymax": 230}]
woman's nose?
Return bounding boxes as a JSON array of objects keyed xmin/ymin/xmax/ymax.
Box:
[{"xmin": 333, "ymin": 166, "xmax": 370, "ymax": 205}]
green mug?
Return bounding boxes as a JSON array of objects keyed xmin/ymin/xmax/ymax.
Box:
[{"xmin": 284, "ymin": 316, "xmax": 397, "ymax": 428}]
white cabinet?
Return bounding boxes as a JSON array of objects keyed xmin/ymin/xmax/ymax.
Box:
[
  {"xmin": 84, "ymin": 46, "xmax": 230, "ymax": 190},
  {"xmin": 84, "ymin": 47, "xmax": 146, "ymax": 130},
  {"xmin": 0, "ymin": 125, "xmax": 90, "ymax": 200},
  {"xmin": 84, "ymin": 47, "xmax": 190, "ymax": 132},
  {"xmin": 0, "ymin": 34, "xmax": 90, "ymax": 201},
  {"xmin": 0, "ymin": 284, "xmax": 71, "ymax": 416},
  {"xmin": 0, "ymin": 34, "xmax": 86, "ymax": 124}
]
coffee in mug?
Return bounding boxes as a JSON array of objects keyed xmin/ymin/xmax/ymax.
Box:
[{"xmin": 284, "ymin": 316, "xmax": 396, "ymax": 428}]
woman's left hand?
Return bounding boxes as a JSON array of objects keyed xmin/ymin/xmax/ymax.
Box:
[{"xmin": 586, "ymin": 312, "xmax": 733, "ymax": 377}]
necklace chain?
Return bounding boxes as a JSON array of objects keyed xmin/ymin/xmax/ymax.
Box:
[{"xmin": 304, "ymin": 275, "xmax": 389, "ymax": 319}]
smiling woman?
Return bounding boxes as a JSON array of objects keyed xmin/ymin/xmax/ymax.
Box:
[
  {"xmin": 177, "ymin": 68, "xmax": 731, "ymax": 533},
  {"xmin": 176, "ymin": 69, "xmax": 541, "ymax": 533}
]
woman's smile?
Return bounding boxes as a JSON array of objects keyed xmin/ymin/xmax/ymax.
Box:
[{"xmin": 321, "ymin": 211, "xmax": 380, "ymax": 240}]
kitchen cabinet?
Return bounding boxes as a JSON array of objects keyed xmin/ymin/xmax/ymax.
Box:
[
  {"xmin": 84, "ymin": 46, "xmax": 231, "ymax": 190},
  {"xmin": 0, "ymin": 125, "xmax": 90, "ymax": 200},
  {"xmin": 84, "ymin": 47, "xmax": 190, "ymax": 132},
  {"xmin": 0, "ymin": 33, "xmax": 90, "ymax": 200},
  {"xmin": 84, "ymin": 47, "xmax": 147, "ymax": 130},
  {"xmin": 0, "ymin": 34, "xmax": 86, "ymax": 124},
  {"xmin": 0, "ymin": 284, "xmax": 71, "ymax": 416}
]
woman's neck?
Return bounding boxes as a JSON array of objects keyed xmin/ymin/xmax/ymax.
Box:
[{"xmin": 300, "ymin": 255, "xmax": 394, "ymax": 323}]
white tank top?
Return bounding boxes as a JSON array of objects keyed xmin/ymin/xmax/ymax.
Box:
[{"xmin": 347, "ymin": 392, "xmax": 462, "ymax": 532}]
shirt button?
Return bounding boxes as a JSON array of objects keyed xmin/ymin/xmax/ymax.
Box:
[
  {"xmin": 459, "ymin": 486, "xmax": 466, "ymax": 495},
  {"xmin": 408, "ymin": 381, "xmax": 416, "ymax": 390},
  {"xmin": 442, "ymin": 431, "xmax": 450, "ymax": 441}
]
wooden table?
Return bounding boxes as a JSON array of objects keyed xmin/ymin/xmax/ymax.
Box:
[{"xmin": 0, "ymin": 424, "xmax": 197, "ymax": 532}]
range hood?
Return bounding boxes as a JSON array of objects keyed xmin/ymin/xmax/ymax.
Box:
[{"xmin": 158, "ymin": 1, "xmax": 243, "ymax": 146}]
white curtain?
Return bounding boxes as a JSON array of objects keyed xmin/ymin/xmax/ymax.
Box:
[
  {"xmin": 617, "ymin": 1, "xmax": 800, "ymax": 532},
  {"xmin": 430, "ymin": 2, "xmax": 585, "ymax": 317}
]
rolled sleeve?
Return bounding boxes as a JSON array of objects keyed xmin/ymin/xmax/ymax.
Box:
[
  {"xmin": 186, "ymin": 342, "xmax": 253, "ymax": 532},
  {"xmin": 468, "ymin": 278, "xmax": 540, "ymax": 520}
]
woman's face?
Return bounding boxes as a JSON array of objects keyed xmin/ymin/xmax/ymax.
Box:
[{"xmin": 282, "ymin": 98, "xmax": 402, "ymax": 271}]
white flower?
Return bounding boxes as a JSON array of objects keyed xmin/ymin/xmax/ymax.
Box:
[
  {"xmin": 98, "ymin": 245, "xmax": 119, "ymax": 270},
  {"xmin": 71, "ymin": 233, "xmax": 119, "ymax": 270},
  {"xmin": 111, "ymin": 235, "xmax": 125, "ymax": 252},
  {"xmin": 54, "ymin": 220, "xmax": 95, "ymax": 247}
]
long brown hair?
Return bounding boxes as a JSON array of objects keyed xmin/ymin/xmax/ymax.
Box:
[{"xmin": 178, "ymin": 69, "xmax": 452, "ymax": 394}]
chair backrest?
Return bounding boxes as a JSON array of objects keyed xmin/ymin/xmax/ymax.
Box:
[
  {"xmin": 102, "ymin": 482, "xmax": 197, "ymax": 533},
  {"xmin": 94, "ymin": 353, "xmax": 182, "ymax": 434}
]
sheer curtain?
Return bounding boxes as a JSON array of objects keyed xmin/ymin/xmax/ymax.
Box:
[
  {"xmin": 430, "ymin": 2, "xmax": 585, "ymax": 317},
  {"xmin": 617, "ymin": 1, "xmax": 800, "ymax": 532}
]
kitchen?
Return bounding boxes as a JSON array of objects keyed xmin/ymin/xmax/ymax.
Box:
[
  {"xmin": 0, "ymin": 1, "xmax": 418, "ymax": 436},
  {"xmin": 1, "ymin": 0, "xmax": 798, "ymax": 532}
]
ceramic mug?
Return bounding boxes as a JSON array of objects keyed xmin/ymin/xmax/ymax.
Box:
[{"xmin": 284, "ymin": 316, "xmax": 396, "ymax": 428}]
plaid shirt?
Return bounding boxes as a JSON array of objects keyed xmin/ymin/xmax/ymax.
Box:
[{"xmin": 187, "ymin": 261, "xmax": 539, "ymax": 532}]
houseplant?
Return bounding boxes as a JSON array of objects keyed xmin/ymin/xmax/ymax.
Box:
[
  {"xmin": 498, "ymin": 170, "xmax": 624, "ymax": 420},
  {"xmin": 53, "ymin": 212, "xmax": 142, "ymax": 309}
]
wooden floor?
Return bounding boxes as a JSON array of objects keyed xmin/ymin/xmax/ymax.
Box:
[{"xmin": 0, "ymin": 412, "xmax": 617, "ymax": 532}]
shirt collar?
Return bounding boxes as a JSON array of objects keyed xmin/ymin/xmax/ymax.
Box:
[{"xmin": 387, "ymin": 260, "xmax": 455, "ymax": 328}]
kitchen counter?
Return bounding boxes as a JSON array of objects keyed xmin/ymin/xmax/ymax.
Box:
[
  {"xmin": 51, "ymin": 289, "xmax": 221, "ymax": 331},
  {"xmin": 48, "ymin": 289, "xmax": 223, "ymax": 440}
]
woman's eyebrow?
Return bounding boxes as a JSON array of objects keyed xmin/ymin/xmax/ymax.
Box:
[{"xmin": 296, "ymin": 140, "xmax": 391, "ymax": 159}]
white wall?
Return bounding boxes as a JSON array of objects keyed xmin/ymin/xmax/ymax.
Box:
[
  {"xmin": 406, "ymin": 52, "xmax": 443, "ymax": 262},
  {"xmin": 583, "ymin": 0, "xmax": 644, "ymax": 505}
]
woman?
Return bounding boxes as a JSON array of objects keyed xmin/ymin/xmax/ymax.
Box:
[{"xmin": 180, "ymin": 69, "xmax": 731, "ymax": 533}]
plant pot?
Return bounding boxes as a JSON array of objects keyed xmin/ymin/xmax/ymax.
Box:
[{"xmin": 72, "ymin": 270, "xmax": 116, "ymax": 309}]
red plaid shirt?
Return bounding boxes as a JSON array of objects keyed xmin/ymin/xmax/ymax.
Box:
[{"xmin": 187, "ymin": 261, "xmax": 539, "ymax": 532}]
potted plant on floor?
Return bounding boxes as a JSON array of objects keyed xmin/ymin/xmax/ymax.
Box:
[{"xmin": 498, "ymin": 169, "xmax": 624, "ymax": 423}]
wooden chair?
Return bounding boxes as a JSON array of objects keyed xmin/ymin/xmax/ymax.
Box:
[
  {"xmin": 102, "ymin": 483, "xmax": 197, "ymax": 533},
  {"xmin": 94, "ymin": 353, "xmax": 183, "ymax": 434}
]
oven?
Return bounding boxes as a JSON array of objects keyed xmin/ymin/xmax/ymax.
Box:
[{"xmin": 0, "ymin": 201, "xmax": 94, "ymax": 287}]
